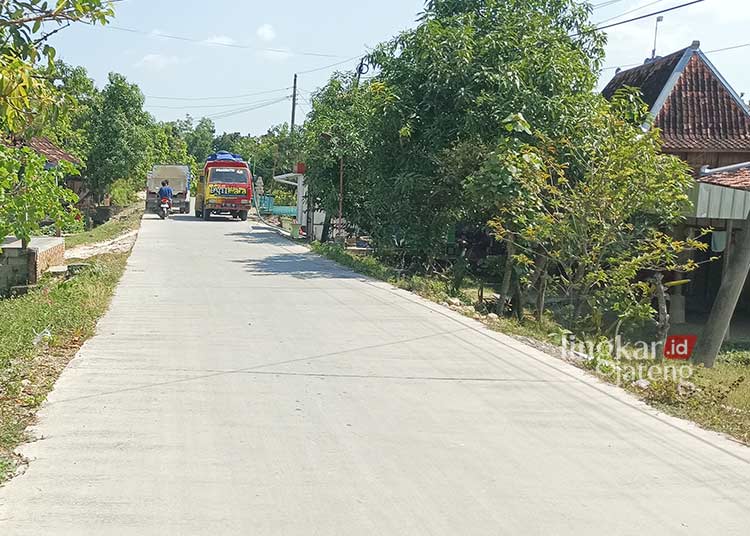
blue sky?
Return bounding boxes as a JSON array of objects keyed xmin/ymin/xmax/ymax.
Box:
[{"xmin": 49, "ymin": 0, "xmax": 749, "ymax": 136}]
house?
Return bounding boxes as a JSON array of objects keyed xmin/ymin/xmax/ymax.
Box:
[{"xmin": 603, "ymin": 41, "xmax": 750, "ymax": 333}]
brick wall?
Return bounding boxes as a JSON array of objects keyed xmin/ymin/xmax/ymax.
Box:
[{"xmin": 29, "ymin": 241, "xmax": 65, "ymax": 284}]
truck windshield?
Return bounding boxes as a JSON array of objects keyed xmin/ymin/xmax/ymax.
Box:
[{"xmin": 209, "ymin": 168, "xmax": 249, "ymax": 184}]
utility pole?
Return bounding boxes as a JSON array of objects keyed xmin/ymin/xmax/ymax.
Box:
[
  {"xmin": 290, "ymin": 73, "xmax": 298, "ymax": 137},
  {"xmin": 338, "ymin": 157, "xmax": 344, "ymax": 240}
]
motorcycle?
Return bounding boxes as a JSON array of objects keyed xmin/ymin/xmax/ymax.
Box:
[{"xmin": 158, "ymin": 197, "xmax": 171, "ymax": 219}]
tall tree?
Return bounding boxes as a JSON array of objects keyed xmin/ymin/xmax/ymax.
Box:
[{"xmin": 86, "ymin": 73, "xmax": 154, "ymax": 197}]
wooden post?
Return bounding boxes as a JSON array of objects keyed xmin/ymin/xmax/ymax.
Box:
[
  {"xmin": 693, "ymin": 215, "xmax": 750, "ymax": 367},
  {"xmin": 723, "ymin": 220, "xmax": 734, "ymax": 342}
]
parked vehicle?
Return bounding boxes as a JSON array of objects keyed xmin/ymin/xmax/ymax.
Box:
[
  {"xmin": 158, "ymin": 197, "xmax": 170, "ymax": 220},
  {"xmin": 195, "ymin": 152, "xmax": 253, "ymax": 221},
  {"xmin": 146, "ymin": 165, "xmax": 191, "ymax": 214}
]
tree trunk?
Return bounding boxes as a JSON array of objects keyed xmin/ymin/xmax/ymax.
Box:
[
  {"xmin": 512, "ymin": 276, "xmax": 523, "ymax": 321},
  {"xmin": 498, "ymin": 241, "xmax": 515, "ymax": 315},
  {"xmin": 321, "ymin": 213, "xmax": 333, "ymax": 243},
  {"xmin": 653, "ymin": 273, "xmax": 669, "ymax": 362},
  {"xmin": 693, "ymin": 216, "xmax": 750, "ymax": 367},
  {"xmin": 535, "ymin": 268, "xmax": 548, "ymax": 323}
]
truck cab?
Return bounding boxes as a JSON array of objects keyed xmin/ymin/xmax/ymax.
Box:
[{"xmin": 195, "ymin": 152, "xmax": 254, "ymax": 221}]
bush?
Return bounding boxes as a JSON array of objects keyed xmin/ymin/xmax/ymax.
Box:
[
  {"xmin": 269, "ymin": 187, "xmax": 296, "ymax": 206},
  {"xmin": 109, "ymin": 179, "xmax": 136, "ymax": 207}
]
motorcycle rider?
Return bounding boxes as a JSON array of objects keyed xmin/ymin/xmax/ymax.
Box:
[{"xmin": 158, "ymin": 180, "xmax": 173, "ymax": 207}]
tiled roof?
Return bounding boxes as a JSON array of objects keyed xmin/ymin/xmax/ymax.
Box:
[
  {"xmin": 24, "ymin": 137, "xmax": 80, "ymax": 165},
  {"xmin": 601, "ymin": 48, "xmax": 687, "ymax": 108},
  {"xmin": 657, "ymin": 55, "xmax": 750, "ymax": 152},
  {"xmin": 602, "ymin": 43, "xmax": 750, "ymax": 153},
  {"xmin": 698, "ymin": 162, "xmax": 750, "ymax": 190}
]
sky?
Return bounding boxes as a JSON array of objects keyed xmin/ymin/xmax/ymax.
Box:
[{"xmin": 48, "ymin": 0, "xmax": 750, "ymax": 137}]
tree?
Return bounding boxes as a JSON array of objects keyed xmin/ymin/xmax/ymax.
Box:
[
  {"xmin": 0, "ymin": 1, "xmax": 114, "ymax": 246},
  {"xmin": 86, "ymin": 73, "xmax": 154, "ymax": 197},
  {"xmin": 0, "ymin": 1, "xmax": 113, "ymax": 134},
  {"xmin": 467, "ymin": 91, "xmax": 705, "ymax": 334},
  {"xmin": 303, "ymin": 0, "xmax": 605, "ymax": 260},
  {"xmin": 0, "ymin": 146, "xmax": 79, "ymax": 247},
  {"xmin": 43, "ymin": 61, "xmax": 100, "ymax": 160},
  {"xmin": 183, "ymin": 116, "xmax": 215, "ymax": 163}
]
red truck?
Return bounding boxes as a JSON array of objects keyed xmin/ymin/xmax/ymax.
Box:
[{"xmin": 194, "ymin": 152, "xmax": 254, "ymax": 221}]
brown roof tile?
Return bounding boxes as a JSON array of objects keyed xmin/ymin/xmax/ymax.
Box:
[
  {"xmin": 657, "ymin": 55, "xmax": 750, "ymax": 152},
  {"xmin": 602, "ymin": 44, "xmax": 750, "ymax": 153},
  {"xmin": 698, "ymin": 163, "xmax": 750, "ymax": 190},
  {"xmin": 602, "ymin": 48, "xmax": 687, "ymax": 108},
  {"xmin": 25, "ymin": 137, "xmax": 80, "ymax": 165}
]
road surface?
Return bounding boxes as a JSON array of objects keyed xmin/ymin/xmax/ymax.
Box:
[{"xmin": 1, "ymin": 213, "xmax": 750, "ymax": 535}]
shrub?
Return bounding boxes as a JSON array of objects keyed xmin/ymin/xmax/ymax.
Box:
[{"xmin": 109, "ymin": 179, "xmax": 136, "ymax": 207}]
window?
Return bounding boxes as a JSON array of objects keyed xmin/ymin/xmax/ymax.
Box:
[{"xmin": 208, "ymin": 168, "xmax": 249, "ymax": 184}]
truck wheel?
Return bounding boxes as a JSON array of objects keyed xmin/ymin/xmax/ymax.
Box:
[
  {"xmin": 203, "ymin": 209, "xmax": 211, "ymax": 221},
  {"xmin": 239, "ymin": 211, "xmax": 248, "ymax": 221}
]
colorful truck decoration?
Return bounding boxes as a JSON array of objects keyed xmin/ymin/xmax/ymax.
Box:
[{"xmin": 195, "ymin": 152, "xmax": 254, "ymax": 221}]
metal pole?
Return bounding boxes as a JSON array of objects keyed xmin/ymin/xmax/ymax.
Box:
[
  {"xmin": 338, "ymin": 157, "xmax": 344, "ymax": 239},
  {"xmin": 651, "ymin": 16, "xmax": 664, "ymax": 59}
]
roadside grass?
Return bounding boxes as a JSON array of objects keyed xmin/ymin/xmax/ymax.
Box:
[
  {"xmin": 0, "ymin": 252, "xmax": 129, "ymax": 482},
  {"xmin": 65, "ymin": 202, "xmax": 143, "ymax": 249},
  {"xmin": 312, "ymin": 242, "xmax": 750, "ymax": 445}
]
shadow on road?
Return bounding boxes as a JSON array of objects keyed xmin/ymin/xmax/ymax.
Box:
[
  {"xmin": 229, "ymin": 227, "xmax": 358, "ymax": 280},
  {"xmin": 168, "ymin": 214, "xmax": 244, "ymax": 224}
]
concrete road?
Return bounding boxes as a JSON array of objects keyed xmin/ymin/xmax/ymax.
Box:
[{"xmin": 1, "ymin": 213, "xmax": 750, "ymax": 535}]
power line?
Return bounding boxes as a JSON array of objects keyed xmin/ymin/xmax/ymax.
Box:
[
  {"xmin": 205, "ymin": 96, "xmax": 290, "ymax": 120},
  {"xmin": 601, "ymin": 41, "xmax": 750, "ymax": 72},
  {"xmin": 297, "ymin": 55, "xmax": 363, "ymax": 75},
  {"xmin": 588, "ymin": 0, "xmax": 705, "ymax": 33},
  {"xmin": 104, "ymin": 24, "xmax": 344, "ymax": 58},
  {"xmin": 592, "ymin": 0, "xmax": 628, "ymax": 8},
  {"xmin": 146, "ymin": 97, "xmax": 290, "ymax": 110},
  {"xmin": 596, "ymin": 0, "xmax": 670, "ymax": 25},
  {"xmin": 145, "ymin": 87, "xmax": 292, "ymax": 102}
]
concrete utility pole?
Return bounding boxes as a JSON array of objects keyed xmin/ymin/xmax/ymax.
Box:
[
  {"xmin": 290, "ymin": 74, "xmax": 298, "ymax": 136},
  {"xmin": 693, "ymin": 214, "xmax": 750, "ymax": 367},
  {"xmin": 337, "ymin": 157, "xmax": 344, "ymax": 240}
]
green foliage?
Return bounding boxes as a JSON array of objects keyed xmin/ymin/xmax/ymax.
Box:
[
  {"xmin": 0, "ymin": 146, "xmax": 78, "ymax": 246},
  {"xmin": 0, "ymin": 1, "xmax": 113, "ymax": 134},
  {"xmin": 300, "ymin": 1, "xmax": 698, "ymax": 338},
  {"xmin": 303, "ymin": 0, "xmax": 604, "ymax": 259},
  {"xmin": 109, "ymin": 178, "xmax": 136, "ymax": 207},
  {"xmin": 0, "ymin": 1, "xmax": 113, "ymax": 245},
  {"xmin": 472, "ymin": 90, "xmax": 703, "ymax": 333},
  {"xmin": 85, "ymin": 73, "xmax": 154, "ymax": 196}
]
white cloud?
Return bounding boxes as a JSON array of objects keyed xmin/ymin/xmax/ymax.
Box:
[
  {"xmin": 135, "ymin": 54, "xmax": 190, "ymax": 70},
  {"xmin": 204, "ymin": 35, "xmax": 236, "ymax": 46},
  {"xmin": 256, "ymin": 23, "xmax": 276, "ymax": 42}
]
